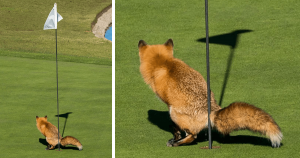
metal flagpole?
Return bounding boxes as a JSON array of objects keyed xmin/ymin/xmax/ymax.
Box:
[
  {"xmin": 56, "ymin": 28, "xmax": 60, "ymax": 151},
  {"xmin": 205, "ymin": 0, "xmax": 212, "ymax": 149},
  {"xmin": 43, "ymin": 3, "xmax": 62, "ymax": 151}
]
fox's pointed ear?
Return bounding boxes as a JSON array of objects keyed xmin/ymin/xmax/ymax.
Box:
[
  {"xmin": 36, "ymin": 116, "xmax": 39, "ymax": 118},
  {"xmin": 45, "ymin": 115, "xmax": 47, "ymax": 118},
  {"xmin": 164, "ymin": 39, "xmax": 174, "ymax": 48},
  {"xmin": 138, "ymin": 40, "xmax": 147, "ymax": 48}
]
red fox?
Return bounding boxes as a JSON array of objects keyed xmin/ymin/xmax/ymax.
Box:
[
  {"xmin": 138, "ymin": 39, "xmax": 282, "ymax": 148},
  {"xmin": 36, "ymin": 116, "xmax": 83, "ymax": 150}
]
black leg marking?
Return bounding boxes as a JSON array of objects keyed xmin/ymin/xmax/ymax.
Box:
[
  {"xmin": 167, "ymin": 123, "xmax": 182, "ymax": 147},
  {"xmin": 45, "ymin": 144, "xmax": 51, "ymax": 150}
]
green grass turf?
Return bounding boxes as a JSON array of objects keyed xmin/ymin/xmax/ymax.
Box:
[
  {"xmin": 0, "ymin": 0, "xmax": 112, "ymax": 157},
  {"xmin": 116, "ymin": 0, "xmax": 300, "ymax": 157},
  {"xmin": 0, "ymin": 0, "xmax": 112, "ymax": 61},
  {"xmin": 0, "ymin": 56, "xmax": 112, "ymax": 157}
]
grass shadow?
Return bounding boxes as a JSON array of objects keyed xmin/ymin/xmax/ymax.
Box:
[
  {"xmin": 147, "ymin": 109, "xmax": 278, "ymax": 147},
  {"xmin": 197, "ymin": 29, "xmax": 253, "ymax": 106}
]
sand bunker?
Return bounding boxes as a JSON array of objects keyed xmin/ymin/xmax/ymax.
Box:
[{"xmin": 92, "ymin": 4, "xmax": 112, "ymax": 40}]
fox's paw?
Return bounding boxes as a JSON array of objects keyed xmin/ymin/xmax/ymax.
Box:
[
  {"xmin": 167, "ymin": 139, "xmax": 174, "ymax": 147},
  {"xmin": 45, "ymin": 145, "xmax": 51, "ymax": 150},
  {"xmin": 166, "ymin": 138, "xmax": 179, "ymax": 147}
]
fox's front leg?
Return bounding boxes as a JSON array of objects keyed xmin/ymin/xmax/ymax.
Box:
[
  {"xmin": 167, "ymin": 109, "xmax": 199, "ymax": 147},
  {"xmin": 46, "ymin": 144, "xmax": 53, "ymax": 150},
  {"xmin": 167, "ymin": 128, "xmax": 197, "ymax": 147},
  {"xmin": 46, "ymin": 137, "xmax": 58, "ymax": 150},
  {"xmin": 167, "ymin": 122, "xmax": 182, "ymax": 146},
  {"xmin": 48, "ymin": 144, "xmax": 56, "ymax": 150},
  {"xmin": 45, "ymin": 144, "xmax": 56, "ymax": 150},
  {"xmin": 45, "ymin": 144, "xmax": 50, "ymax": 150}
]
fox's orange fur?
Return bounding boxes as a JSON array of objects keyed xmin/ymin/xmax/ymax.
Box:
[
  {"xmin": 36, "ymin": 116, "xmax": 83, "ymax": 150},
  {"xmin": 138, "ymin": 39, "xmax": 282, "ymax": 148}
]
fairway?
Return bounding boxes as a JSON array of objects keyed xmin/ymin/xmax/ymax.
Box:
[
  {"xmin": 0, "ymin": 0, "xmax": 112, "ymax": 60},
  {"xmin": 116, "ymin": 0, "xmax": 300, "ymax": 157},
  {"xmin": 0, "ymin": 56, "xmax": 111, "ymax": 157}
]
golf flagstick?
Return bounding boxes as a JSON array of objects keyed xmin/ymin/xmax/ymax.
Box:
[
  {"xmin": 201, "ymin": 0, "xmax": 221, "ymax": 150},
  {"xmin": 205, "ymin": 0, "xmax": 212, "ymax": 149},
  {"xmin": 43, "ymin": 3, "xmax": 63, "ymax": 151},
  {"xmin": 55, "ymin": 28, "xmax": 60, "ymax": 151}
]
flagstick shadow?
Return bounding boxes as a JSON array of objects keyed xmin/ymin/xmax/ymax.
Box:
[
  {"xmin": 147, "ymin": 110, "xmax": 277, "ymax": 147},
  {"xmin": 218, "ymin": 48, "xmax": 234, "ymax": 106},
  {"xmin": 197, "ymin": 29, "xmax": 253, "ymax": 106},
  {"xmin": 55, "ymin": 112, "xmax": 73, "ymax": 137}
]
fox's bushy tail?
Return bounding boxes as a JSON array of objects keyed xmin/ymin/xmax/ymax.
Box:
[
  {"xmin": 211, "ymin": 102, "xmax": 283, "ymax": 147},
  {"xmin": 61, "ymin": 136, "xmax": 83, "ymax": 150}
]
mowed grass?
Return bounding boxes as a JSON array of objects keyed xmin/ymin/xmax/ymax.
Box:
[
  {"xmin": 0, "ymin": 0, "xmax": 112, "ymax": 157},
  {"xmin": 0, "ymin": 0, "xmax": 112, "ymax": 62},
  {"xmin": 0, "ymin": 56, "xmax": 112, "ymax": 157},
  {"xmin": 116, "ymin": 0, "xmax": 300, "ymax": 157}
]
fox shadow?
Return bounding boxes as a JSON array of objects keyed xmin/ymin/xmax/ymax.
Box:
[
  {"xmin": 38, "ymin": 138, "xmax": 79, "ymax": 150},
  {"xmin": 147, "ymin": 110, "xmax": 277, "ymax": 147}
]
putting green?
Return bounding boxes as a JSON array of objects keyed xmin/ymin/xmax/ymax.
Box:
[
  {"xmin": 116, "ymin": 0, "xmax": 300, "ymax": 157},
  {"xmin": 0, "ymin": 56, "xmax": 111, "ymax": 157}
]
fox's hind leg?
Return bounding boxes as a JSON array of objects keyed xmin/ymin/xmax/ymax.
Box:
[{"xmin": 167, "ymin": 129, "xmax": 197, "ymax": 147}]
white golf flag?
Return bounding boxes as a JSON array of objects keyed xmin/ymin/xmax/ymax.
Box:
[{"xmin": 43, "ymin": 3, "xmax": 63, "ymax": 30}]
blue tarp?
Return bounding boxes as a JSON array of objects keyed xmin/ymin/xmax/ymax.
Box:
[{"xmin": 105, "ymin": 26, "xmax": 112, "ymax": 41}]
